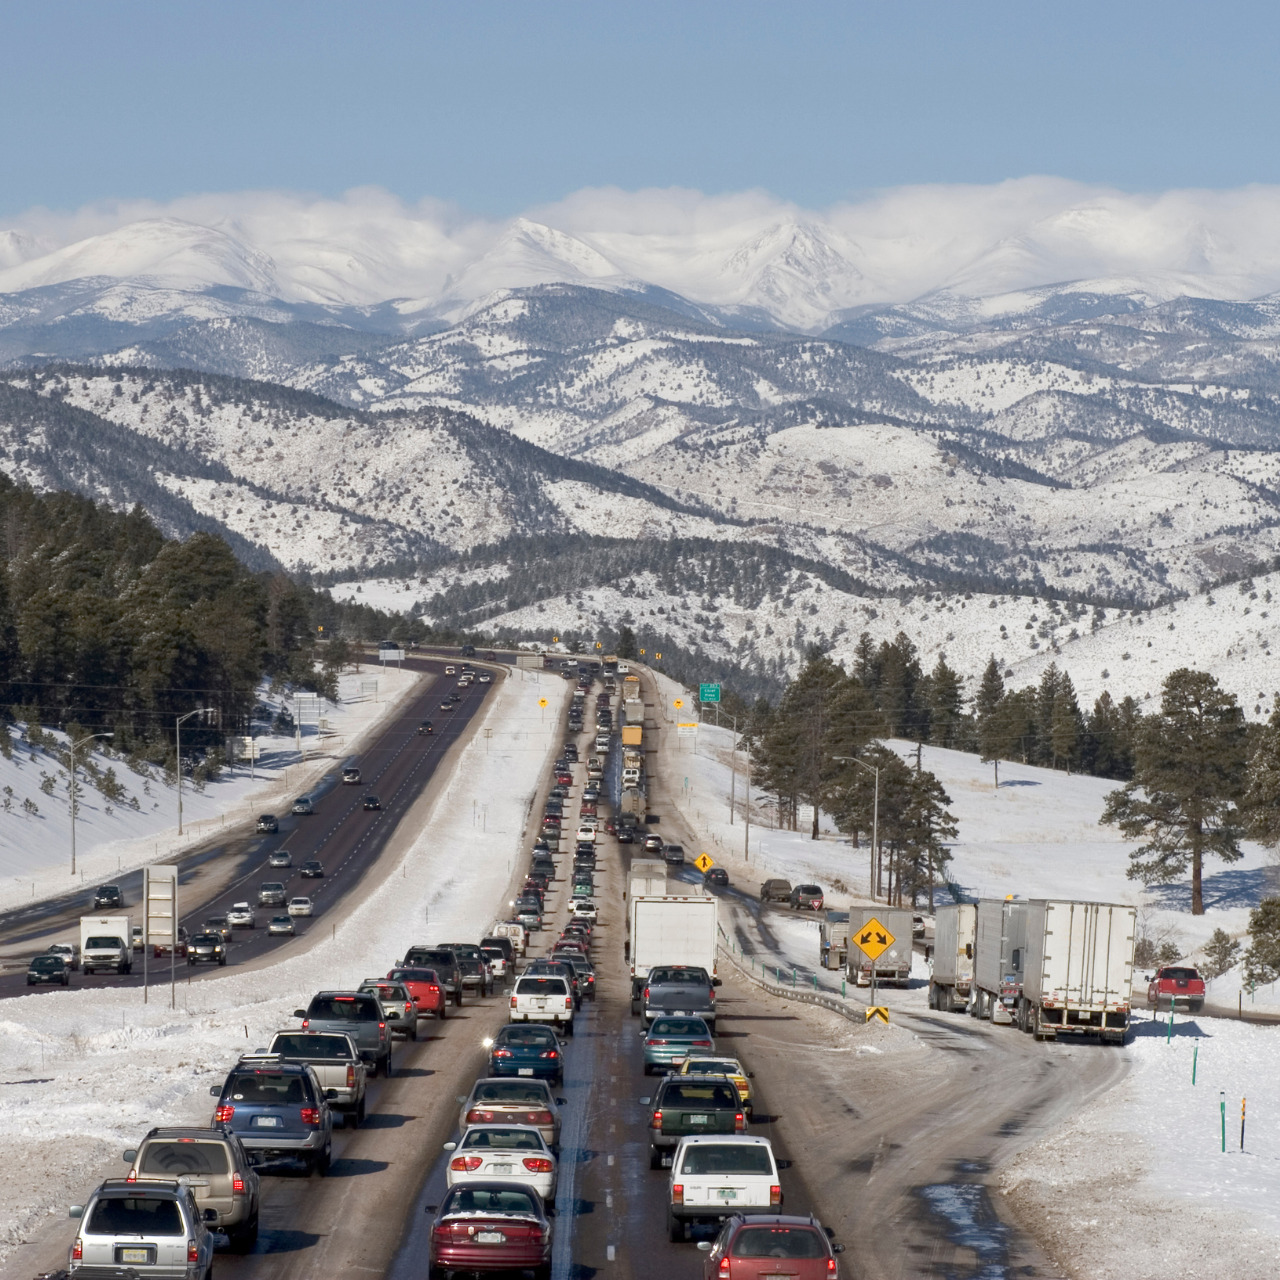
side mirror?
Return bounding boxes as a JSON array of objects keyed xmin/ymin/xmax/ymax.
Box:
[
  {"xmin": 325, "ymin": 1089, "xmax": 339, "ymax": 1100},
  {"xmin": 203, "ymin": 1208, "xmax": 220, "ymax": 1222},
  {"xmin": 556, "ymin": 1098, "xmax": 567, "ymax": 1106},
  {"xmin": 69, "ymin": 1204, "xmax": 84, "ymax": 1219},
  {"xmin": 697, "ymin": 1242, "xmax": 712, "ymax": 1252},
  {"xmin": 639, "ymin": 1097, "xmax": 651, "ymax": 1106},
  {"xmin": 443, "ymin": 1141, "xmax": 457, "ymax": 1152},
  {"xmin": 746, "ymin": 1071, "xmax": 756, "ymax": 1079},
  {"xmin": 833, "ymin": 1244, "xmax": 845, "ymax": 1254},
  {"xmin": 712, "ymin": 977, "xmax": 722, "ymax": 987},
  {"xmin": 776, "ymin": 1159, "xmax": 793, "ymax": 1169},
  {"xmin": 254, "ymin": 1048, "xmax": 267, "ymax": 1055},
  {"xmin": 122, "ymin": 1149, "xmax": 137, "ymax": 1163},
  {"xmin": 293, "ymin": 1009, "xmax": 306, "ymax": 1019},
  {"xmin": 456, "ymin": 1096, "xmax": 468, "ymax": 1104},
  {"xmin": 209, "ymin": 1085, "xmax": 221, "ymax": 1096}
]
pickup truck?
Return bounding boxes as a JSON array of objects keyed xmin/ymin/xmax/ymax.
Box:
[
  {"xmin": 644, "ymin": 1073, "xmax": 745, "ymax": 1168},
  {"xmin": 266, "ymin": 1029, "xmax": 368, "ymax": 1127},
  {"xmin": 1146, "ymin": 965, "xmax": 1205, "ymax": 1012},
  {"xmin": 294, "ymin": 991, "xmax": 393, "ymax": 1076},
  {"xmin": 642, "ymin": 964, "xmax": 719, "ymax": 1031}
]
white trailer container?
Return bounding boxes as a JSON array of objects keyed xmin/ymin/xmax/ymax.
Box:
[
  {"xmin": 80, "ymin": 915, "xmax": 133, "ymax": 975},
  {"xmin": 1019, "ymin": 900, "xmax": 1136, "ymax": 1042},
  {"xmin": 845, "ymin": 907, "xmax": 913, "ymax": 987},
  {"xmin": 628, "ymin": 895, "xmax": 718, "ymax": 1011},
  {"xmin": 627, "ymin": 859, "xmax": 668, "ymax": 903},
  {"xmin": 971, "ymin": 898, "xmax": 1029, "ymax": 1024},
  {"xmin": 929, "ymin": 903, "xmax": 977, "ymax": 1013}
]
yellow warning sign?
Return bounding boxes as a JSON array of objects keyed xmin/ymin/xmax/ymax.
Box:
[
  {"xmin": 537, "ymin": 698, "xmax": 548, "ymax": 708},
  {"xmin": 693, "ymin": 853, "xmax": 715, "ymax": 873},
  {"xmin": 673, "ymin": 698, "xmax": 684, "ymax": 709},
  {"xmin": 865, "ymin": 1006, "xmax": 890, "ymax": 1025},
  {"xmin": 854, "ymin": 917, "xmax": 896, "ymax": 962}
]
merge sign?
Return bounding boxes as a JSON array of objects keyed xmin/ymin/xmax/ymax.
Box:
[
  {"xmin": 853, "ymin": 917, "xmax": 896, "ymax": 962},
  {"xmin": 693, "ymin": 853, "xmax": 715, "ymax": 873}
]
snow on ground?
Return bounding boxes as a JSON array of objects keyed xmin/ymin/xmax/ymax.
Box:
[
  {"xmin": 0, "ymin": 662, "xmax": 421, "ymax": 918},
  {"xmin": 1003, "ymin": 1015, "xmax": 1280, "ymax": 1280},
  {"xmin": 0, "ymin": 668, "xmax": 568, "ymax": 1267}
]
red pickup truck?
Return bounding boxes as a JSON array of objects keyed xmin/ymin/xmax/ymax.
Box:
[{"xmin": 1146, "ymin": 965, "xmax": 1205, "ymax": 1012}]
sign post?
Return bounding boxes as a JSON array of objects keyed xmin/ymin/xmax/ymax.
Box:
[
  {"xmin": 143, "ymin": 865, "xmax": 179, "ymax": 1009},
  {"xmin": 853, "ymin": 915, "xmax": 896, "ymax": 1007}
]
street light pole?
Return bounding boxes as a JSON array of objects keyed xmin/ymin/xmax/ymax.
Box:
[
  {"xmin": 68, "ymin": 732, "xmax": 114, "ymax": 876},
  {"xmin": 833, "ymin": 755, "xmax": 880, "ymax": 904},
  {"xmin": 176, "ymin": 709, "xmax": 212, "ymax": 836}
]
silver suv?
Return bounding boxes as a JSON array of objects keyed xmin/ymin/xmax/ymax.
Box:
[
  {"xmin": 69, "ymin": 1177, "xmax": 217, "ymax": 1277},
  {"xmin": 123, "ymin": 1126, "xmax": 260, "ymax": 1252},
  {"xmin": 258, "ymin": 882, "xmax": 287, "ymax": 907}
]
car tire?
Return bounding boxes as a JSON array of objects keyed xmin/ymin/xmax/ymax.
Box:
[
  {"xmin": 409, "ymin": 1022, "xmax": 418, "ymax": 1041},
  {"xmin": 642, "ymin": 1062, "xmax": 653, "ymax": 1076},
  {"xmin": 383, "ymin": 1052, "xmax": 393, "ymax": 1077},
  {"xmin": 649, "ymin": 1147, "xmax": 665, "ymax": 1170},
  {"xmin": 230, "ymin": 1213, "xmax": 259, "ymax": 1253},
  {"xmin": 438, "ymin": 1003, "xmax": 447, "ymax": 1021},
  {"xmin": 314, "ymin": 1141, "xmax": 332, "ymax": 1176},
  {"xmin": 667, "ymin": 1213, "xmax": 685, "ymax": 1243},
  {"xmin": 630, "ymin": 997, "xmax": 641, "ymax": 1016},
  {"xmin": 564, "ymin": 1020, "xmax": 574, "ymax": 1038},
  {"xmin": 218, "ymin": 957, "xmax": 226, "ymax": 966},
  {"xmin": 428, "ymin": 1267, "xmax": 449, "ymax": 1280},
  {"xmin": 455, "ymin": 990, "xmax": 464, "ymax": 1007}
]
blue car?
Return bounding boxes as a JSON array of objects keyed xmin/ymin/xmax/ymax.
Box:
[
  {"xmin": 641, "ymin": 1016, "xmax": 715, "ymax": 1075},
  {"xmin": 209, "ymin": 1054, "xmax": 333, "ymax": 1174},
  {"xmin": 486, "ymin": 1022, "xmax": 565, "ymax": 1085}
]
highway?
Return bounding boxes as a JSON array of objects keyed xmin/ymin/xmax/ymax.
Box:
[{"xmin": 0, "ymin": 657, "xmax": 494, "ymax": 999}]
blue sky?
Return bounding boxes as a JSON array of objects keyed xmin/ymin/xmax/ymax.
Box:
[{"xmin": 3, "ymin": 1, "xmax": 1277, "ymax": 219}]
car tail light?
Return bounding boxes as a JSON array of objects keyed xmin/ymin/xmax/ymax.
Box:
[
  {"xmin": 467, "ymin": 1109, "xmax": 496, "ymax": 1123},
  {"xmin": 405, "ymin": 1003, "xmax": 413, "ymax": 1014},
  {"xmin": 346, "ymin": 1064, "xmax": 355, "ymax": 1089},
  {"xmin": 188, "ymin": 1240, "xmax": 200, "ymax": 1263},
  {"xmin": 493, "ymin": 1047, "xmax": 513, "ymax": 1058},
  {"xmin": 71, "ymin": 1240, "xmax": 82, "ymax": 1261},
  {"xmin": 126, "ymin": 1169, "xmax": 137, "ymax": 1182},
  {"xmin": 432, "ymin": 1224, "xmax": 452, "ymax": 1242},
  {"xmin": 528, "ymin": 1110, "xmax": 554, "ymax": 1125},
  {"xmin": 693, "ymin": 1039, "xmax": 713, "ymax": 1048},
  {"xmin": 672, "ymin": 1184, "xmax": 683, "ymax": 1204},
  {"xmin": 300, "ymin": 1019, "xmax": 310, "ymax": 1029},
  {"xmin": 649, "ymin": 1038, "xmax": 668, "ymax": 1046},
  {"xmin": 643, "ymin": 987, "xmax": 650, "ymax": 1000},
  {"xmin": 300, "ymin": 1107, "xmax": 321, "ymax": 1127},
  {"xmin": 565, "ymin": 997, "xmax": 572, "ymax": 1009},
  {"xmin": 379, "ymin": 1022, "xmax": 386, "ymax": 1031},
  {"xmin": 709, "ymin": 988, "xmax": 716, "ymax": 1001},
  {"xmin": 540, "ymin": 1049, "xmax": 558, "ymax": 1060},
  {"xmin": 719, "ymin": 1257, "xmax": 732, "ymax": 1276},
  {"xmin": 215, "ymin": 1104, "xmax": 235, "ymax": 1123},
  {"xmin": 769, "ymin": 1184, "xmax": 781, "ymax": 1205},
  {"xmin": 734, "ymin": 1112, "xmax": 745, "ymax": 1131},
  {"xmin": 827, "ymin": 1259, "xmax": 837, "ymax": 1273},
  {"xmin": 510, "ymin": 995, "xmax": 518, "ymax": 1008},
  {"xmin": 523, "ymin": 1157, "xmax": 555, "ymax": 1172},
  {"xmin": 429, "ymin": 984, "xmax": 439, "ymax": 994},
  {"xmin": 233, "ymin": 1174, "xmax": 245, "ymax": 1194},
  {"xmin": 450, "ymin": 1156, "xmax": 484, "ymax": 1171},
  {"xmin": 651, "ymin": 1110, "xmax": 663, "ymax": 1129}
]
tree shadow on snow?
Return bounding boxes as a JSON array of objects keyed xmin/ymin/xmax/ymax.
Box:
[
  {"xmin": 1130, "ymin": 1014, "xmax": 1211, "ymax": 1039},
  {"xmin": 1146, "ymin": 864, "xmax": 1279, "ymax": 913}
]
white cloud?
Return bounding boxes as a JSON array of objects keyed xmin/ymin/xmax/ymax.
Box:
[{"xmin": 4, "ymin": 179, "xmax": 1280, "ymax": 324}]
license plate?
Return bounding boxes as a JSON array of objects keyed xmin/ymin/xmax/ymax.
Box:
[
  {"xmin": 491, "ymin": 1164, "xmax": 514, "ymax": 1174},
  {"xmin": 536, "ymin": 999, "xmax": 546, "ymax": 1009},
  {"xmin": 253, "ymin": 1115, "xmax": 282, "ymax": 1127},
  {"xmin": 518, "ymin": 1067, "xmax": 535, "ymax": 1076},
  {"xmin": 685, "ymin": 1113, "xmax": 711, "ymax": 1125},
  {"xmin": 475, "ymin": 1231, "xmax": 506, "ymax": 1244},
  {"xmin": 120, "ymin": 1248, "xmax": 152, "ymax": 1263},
  {"xmin": 716, "ymin": 1188, "xmax": 739, "ymax": 1201}
]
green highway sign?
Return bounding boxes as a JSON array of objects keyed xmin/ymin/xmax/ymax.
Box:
[{"xmin": 699, "ymin": 683, "xmax": 721, "ymax": 703}]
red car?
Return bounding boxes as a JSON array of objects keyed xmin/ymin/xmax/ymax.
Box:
[
  {"xmin": 702, "ymin": 1214, "xmax": 843, "ymax": 1280},
  {"xmin": 386, "ymin": 966, "xmax": 448, "ymax": 1020},
  {"xmin": 429, "ymin": 1181, "xmax": 552, "ymax": 1280},
  {"xmin": 555, "ymin": 771, "xmax": 572, "ymax": 786}
]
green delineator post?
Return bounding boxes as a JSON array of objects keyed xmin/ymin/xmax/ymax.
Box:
[
  {"xmin": 1220, "ymin": 1092, "xmax": 1226, "ymax": 1153},
  {"xmin": 1192, "ymin": 1040, "xmax": 1198, "ymax": 1085},
  {"xmin": 1167, "ymin": 1006, "xmax": 1174, "ymax": 1042}
]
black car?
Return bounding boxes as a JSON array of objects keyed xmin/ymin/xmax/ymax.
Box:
[
  {"xmin": 27, "ymin": 954, "xmax": 70, "ymax": 986},
  {"xmin": 93, "ymin": 884, "xmax": 124, "ymax": 910},
  {"xmin": 362, "ymin": 795, "xmax": 382, "ymax": 811},
  {"xmin": 300, "ymin": 860, "xmax": 325, "ymax": 878},
  {"xmin": 617, "ymin": 828, "xmax": 636, "ymax": 844},
  {"xmin": 418, "ymin": 720, "xmax": 434, "ymax": 735},
  {"xmin": 703, "ymin": 867, "xmax": 731, "ymax": 888},
  {"xmin": 461, "ymin": 644, "xmax": 477, "ymax": 657},
  {"xmin": 188, "ymin": 933, "xmax": 227, "ymax": 966},
  {"xmin": 256, "ymin": 813, "xmax": 279, "ymax": 834}
]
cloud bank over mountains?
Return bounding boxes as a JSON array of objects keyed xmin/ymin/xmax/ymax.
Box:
[{"xmin": 4, "ymin": 179, "xmax": 1280, "ymax": 330}]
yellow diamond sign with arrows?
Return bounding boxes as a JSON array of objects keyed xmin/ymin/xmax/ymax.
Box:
[
  {"xmin": 693, "ymin": 853, "xmax": 715, "ymax": 873},
  {"xmin": 854, "ymin": 917, "xmax": 896, "ymax": 962}
]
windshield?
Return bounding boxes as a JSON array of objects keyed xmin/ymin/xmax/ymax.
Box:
[
  {"xmin": 87, "ymin": 1196, "xmax": 184, "ymax": 1237},
  {"xmin": 140, "ymin": 1141, "xmax": 230, "ymax": 1176},
  {"xmin": 31, "ymin": 957, "xmax": 63, "ymax": 971},
  {"xmin": 733, "ymin": 1226, "xmax": 826, "ymax": 1258},
  {"xmin": 679, "ymin": 1144, "xmax": 774, "ymax": 1175},
  {"xmin": 389, "ymin": 968, "xmax": 439, "ymax": 983},
  {"xmin": 271, "ymin": 1033, "xmax": 352, "ymax": 1060},
  {"xmin": 1161, "ymin": 967, "xmax": 1199, "ymax": 981},
  {"xmin": 650, "ymin": 968, "xmax": 708, "ymax": 986},
  {"xmin": 649, "ymin": 1018, "xmax": 710, "ymax": 1037},
  {"xmin": 226, "ymin": 1071, "xmax": 310, "ymax": 1105},
  {"xmin": 307, "ymin": 996, "xmax": 379, "ymax": 1021},
  {"xmin": 472, "ymin": 1081, "xmax": 551, "ymax": 1105},
  {"xmin": 442, "ymin": 1186, "xmax": 540, "ymax": 1217},
  {"xmin": 660, "ymin": 1082, "xmax": 739, "ymax": 1107},
  {"xmin": 516, "ymin": 977, "xmax": 567, "ymax": 995},
  {"xmin": 461, "ymin": 1128, "xmax": 546, "ymax": 1151},
  {"xmin": 497, "ymin": 1025, "xmax": 557, "ymax": 1047},
  {"xmin": 85, "ymin": 936, "xmax": 124, "ymax": 948}
]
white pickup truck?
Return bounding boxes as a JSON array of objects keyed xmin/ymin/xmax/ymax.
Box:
[
  {"xmin": 667, "ymin": 1135, "xmax": 782, "ymax": 1242},
  {"xmin": 266, "ymin": 1029, "xmax": 369, "ymax": 1128}
]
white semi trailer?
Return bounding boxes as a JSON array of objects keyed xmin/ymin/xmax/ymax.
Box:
[{"xmin": 929, "ymin": 903, "xmax": 977, "ymax": 1012}]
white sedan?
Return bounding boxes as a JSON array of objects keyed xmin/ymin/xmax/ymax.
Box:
[
  {"xmin": 571, "ymin": 900, "xmax": 598, "ymax": 923},
  {"xmin": 575, "ymin": 826, "xmax": 597, "ymax": 845},
  {"xmin": 287, "ymin": 896, "xmax": 314, "ymax": 917},
  {"xmin": 443, "ymin": 1124, "xmax": 557, "ymax": 1203}
]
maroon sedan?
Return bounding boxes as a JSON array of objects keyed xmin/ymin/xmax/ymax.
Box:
[
  {"xmin": 429, "ymin": 1181, "xmax": 552, "ymax": 1279},
  {"xmin": 701, "ymin": 1214, "xmax": 844, "ymax": 1280}
]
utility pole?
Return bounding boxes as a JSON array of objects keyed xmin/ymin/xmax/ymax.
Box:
[
  {"xmin": 744, "ymin": 746, "xmax": 751, "ymax": 864},
  {"xmin": 833, "ymin": 754, "xmax": 879, "ymax": 904},
  {"xmin": 68, "ymin": 732, "xmax": 114, "ymax": 876},
  {"xmin": 728, "ymin": 715, "xmax": 737, "ymax": 826},
  {"xmin": 175, "ymin": 708, "xmax": 213, "ymax": 836}
]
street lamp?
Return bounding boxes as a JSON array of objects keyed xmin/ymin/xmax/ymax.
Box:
[
  {"xmin": 176, "ymin": 708, "xmax": 214, "ymax": 836},
  {"xmin": 68, "ymin": 732, "xmax": 114, "ymax": 876},
  {"xmin": 833, "ymin": 755, "xmax": 879, "ymax": 903}
]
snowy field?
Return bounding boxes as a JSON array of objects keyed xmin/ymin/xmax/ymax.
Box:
[
  {"xmin": 0, "ymin": 663, "xmax": 421, "ymax": 916},
  {"xmin": 0, "ymin": 669, "xmax": 568, "ymax": 1268}
]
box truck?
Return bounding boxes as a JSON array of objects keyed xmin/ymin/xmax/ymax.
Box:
[
  {"xmin": 1018, "ymin": 900, "xmax": 1136, "ymax": 1042},
  {"xmin": 971, "ymin": 897, "xmax": 1028, "ymax": 1024},
  {"xmin": 629, "ymin": 895, "xmax": 718, "ymax": 1012},
  {"xmin": 929, "ymin": 903, "xmax": 977, "ymax": 1012},
  {"xmin": 80, "ymin": 915, "xmax": 133, "ymax": 975}
]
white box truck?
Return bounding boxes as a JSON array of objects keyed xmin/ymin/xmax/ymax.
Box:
[
  {"xmin": 628, "ymin": 895, "xmax": 718, "ymax": 1013},
  {"xmin": 972, "ymin": 897, "xmax": 1028, "ymax": 1024},
  {"xmin": 628, "ymin": 859, "xmax": 668, "ymax": 903},
  {"xmin": 845, "ymin": 907, "xmax": 913, "ymax": 987},
  {"xmin": 1018, "ymin": 900, "xmax": 1137, "ymax": 1043},
  {"xmin": 80, "ymin": 915, "xmax": 133, "ymax": 975},
  {"xmin": 929, "ymin": 903, "xmax": 977, "ymax": 1012}
]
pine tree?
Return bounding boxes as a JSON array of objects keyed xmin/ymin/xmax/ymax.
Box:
[
  {"xmin": 926, "ymin": 655, "xmax": 964, "ymax": 749},
  {"xmin": 1201, "ymin": 928, "xmax": 1241, "ymax": 979},
  {"xmin": 1242, "ymin": 699, "xmax": 1280, "ymax": 847},
  {"xmin": 616, "ymin": 625, "xmax": 638, "ymax": 660},
  {"xmin": 1242, "ymin": 897, "xmax": 1280, "ymax": 985},
  {"xmin": 1050, "ymin": 672, "xmax": 1081, "ymax": 771},
  {"xmin": 1102, "ymin": 668, "xmax": 1248, "ymax": 915}
]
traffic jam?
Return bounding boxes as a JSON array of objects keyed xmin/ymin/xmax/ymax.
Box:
[{"xmin": 45, "ymin": 656, "xmax": 847, "ymax": 1280}]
